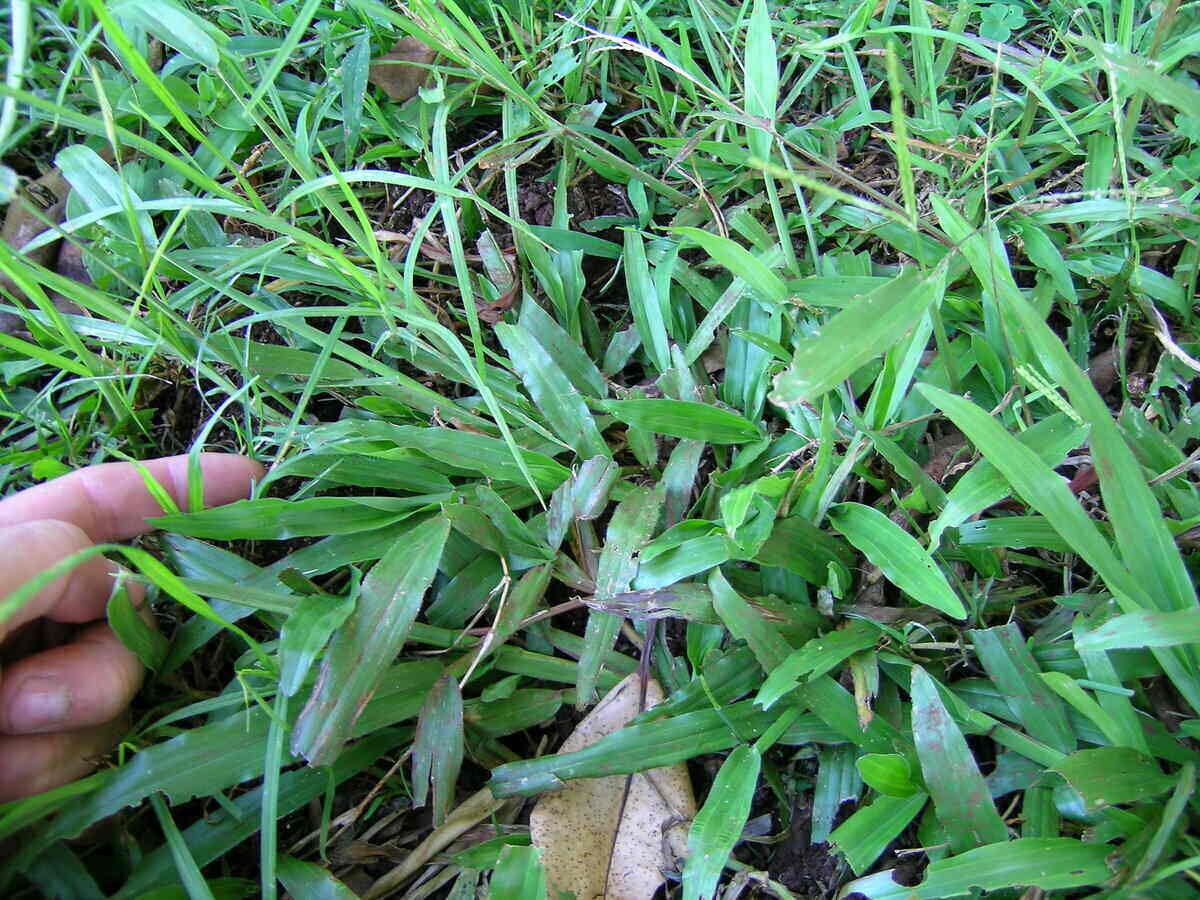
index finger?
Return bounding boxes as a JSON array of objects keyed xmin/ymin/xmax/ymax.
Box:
[{"xmin": 0, "ymin": 454, "xmax": 264, "ymax": 543}]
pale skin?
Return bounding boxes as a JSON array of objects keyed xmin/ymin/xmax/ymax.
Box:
[{"xmin": 0, "ymin": 453, "xmax": 263, "ymax": 802}]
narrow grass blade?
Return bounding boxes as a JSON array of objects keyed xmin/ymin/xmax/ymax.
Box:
[
  {"xmin": 149, "ymin": 794, "xmax": 215, "ymax": 900},
  {"xmin": 934, "ymin": 200, "xmax": 1198, "ymax": 624},
  {"xmin": 682, "ymin": 745, "xmax": 760, "ymax": 900}
]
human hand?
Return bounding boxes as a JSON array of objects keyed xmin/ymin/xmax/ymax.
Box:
[{"xmin": 0, "ymin": 453, "xmax": 263, "ymax": 802}]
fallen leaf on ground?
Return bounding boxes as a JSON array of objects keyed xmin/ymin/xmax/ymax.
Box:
[
  {"xmin": 369, "ymin": 37, "xmax": 437, "ymax": 102},
  {"xmin": 531, "ymin": 673, "xmax": 696, "ymax": 900}
]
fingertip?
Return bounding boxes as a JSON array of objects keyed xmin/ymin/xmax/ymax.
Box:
[
  {"xmin": 0, "ymin": 623, "xmax": 143, "ymax": 734},
  {"xmin": 195, "ymin": 453, "xmax": 265, "ymax": 505},
  {"xmin": 155, "ymin": 453, "xmax": 263, "ymax": 511},
  {"xmin": 0, "ymin": 718, "xmax": 126, "ymax": 801},
  {"xmin": 0, "ymin": 519, "xmax": 113, "ymax": 637}
]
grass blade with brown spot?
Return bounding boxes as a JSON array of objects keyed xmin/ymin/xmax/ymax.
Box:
[
  {"xmin": 292, "ymin": 514, "xmax": 451, "ymax": 765},
  {"xmin": 910, "ymin": 665, "xmax": 1008, "ymax": 852},
  {"xmin": 576, "ymin": 485, "xmax": 664, "ymax": 705}
]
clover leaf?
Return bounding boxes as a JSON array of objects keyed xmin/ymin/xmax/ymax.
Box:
[{"xmin": 980, "ymin": 3, "xmax": 1027, "ymax": 42}]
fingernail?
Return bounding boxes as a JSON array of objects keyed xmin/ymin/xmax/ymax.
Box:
[{"xmin": 10, "ymin": 676, "xmax": 72, "ymax": 732}]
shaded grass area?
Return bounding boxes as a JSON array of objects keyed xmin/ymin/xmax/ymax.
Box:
[{"xmin": 1, "ymin": 0, "xmax": 1200, "ymax": 896}]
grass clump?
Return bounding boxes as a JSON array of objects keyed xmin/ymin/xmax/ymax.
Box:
[{"xmin": 2, "ymin": 0, "xmax": 1200, "ymax": 896}]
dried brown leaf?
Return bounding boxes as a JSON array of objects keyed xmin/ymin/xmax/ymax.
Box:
[
  {"xmin": 531, "ymin": 674, "xmax": 696, "ymax": 900},
  {"xmin": 368, "ymin": 37, "xmax": 437, "ymax": 102}
]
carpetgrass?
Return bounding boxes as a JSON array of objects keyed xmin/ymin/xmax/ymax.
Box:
[{"xmin": 1, "ymin": 0, "xmax": 1199, "ymax": 896}]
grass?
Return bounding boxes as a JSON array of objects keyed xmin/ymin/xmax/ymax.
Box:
[{"xmin": 1, "ymin": 0, "xmax": 1199, "ymax": 896}]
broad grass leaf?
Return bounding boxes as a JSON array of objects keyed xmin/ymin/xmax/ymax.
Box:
[
  {"xmin": 1075, "ymin": 37, "xmax": 1200, "ymax": 117},
  {"xmin": 968, "ymin": 624, "xmax": 1074, "ymax": 754},
  {"xmin": 918, "ymin": 837, "xmax": 1114, "ymax": 895},
  {"xmin": 1075, "ymin": 609, "xmax": 1200, "ymax": 649},
  {"xmin": 109, "ymin": 0, "xmax": 222, "ymax": 67},
  {"xmin": 753, "ymin": 515, "xmax": 855, "ymax": 585},
  {"xmin": 341, "ymin": 32, "xmax": 370, "ymax": 164},
  {"xmin": 525, "ymin": 224, "xmax": 622, "ymax": 259},
  {"xmin": 519, "ymin": 297, "xmax": 607, "ymax": 398},
  {"xmin": 928, "ymin": 413, "xmax": 1087, "ymax": 547},
  {"xmin": 756, "ymin": 621, "xmax": 879, "ymax": 709},
  {"xmin": 623, "ymin": 229, "xmax": 671, "ymax": 373},
  {"xmin": 546, "ymin": 456, "xmax": 619, "ymax": 550},
  {"xmin": 412, "ymin": 676, "xmax": 464, "ymax": 826},
  {"xmin": 594, "ymin": 485, "xmax": 665, "ymax": 601},
  {"xmin": 201, "ymin": 335, "xmax": 360, "ymax": 380},
  {"xmin": 709, "ymin": 569, "xmax": 791, "ymax": 670},
  {"xmin": 664, "ymin": 440, "xmax": 704, "ymax": 527},
  {"xmin": 490, "ymin": 845, "xmax": 549, "ymax": 900},
  {"xmin": 150, "ymin": 495, "xmax": 441, "ymax": 540},
  {"xmin": 601, "ymin": 398, "xmax": 760, "ymax": 444},
  {"xmin": 55, "ymin": 145, "xmax": 156, "ymax": 247},
  {"xmin": 682, "ymin": 745, "xmax": 759, "ymax": 900},
  {"xmin": 1069, "ymin": 619, "xmax": 1150, "ymax": 754},
  {"xmin": 910, "ymin": 666, "xmax": 1008, "ymax": 852},
  {"xmin": 452, "ymin": 834, "xmax": 533, "ymax": 870},
  {"xmin": 671, "ymin": 226, "xmax": 788, "ymax": 304},
  {"xmin": 743, "ymin": 0, "xmax": 778, "ymax": 159},
  {"xmin": 278, "ymin": 593, "xmax": 354, "ymax": 697},
  {"xmin": 684, "ymin": 248, "xmax": 784, "ymax": 366},
  {"xmin": 276, "ymin": 855, "xmax": 358, "ymax": 898},
  {"xmin": 918, "ymin": 382, "xmax": 1200, "ymax": 709},
  {"xmin": 266, "ymin": 452, "xmax": 452, "ymax": 494},
  {"xmin": 1015, "ymin": 221, "xmax": 1077, "ymax": 304},
  {"xmin": 292, "ymin": 515, "xmax": 450, "ymax": 765},
  {"xmin": 829, "ymin": 503, "xmax": 965, "ymax": 619},
  {"xmin": 489, "ymin": 700, "xmax": 777, "ymax": 798},
  {"xmin": 830, "ymin": 793, "xmax": 927, "ymax": 875},
  {"xmin": 1050, "ymin": 747, "xmax": 1176, "ymax": 812},
  {"xmin": 309, "ymin": 420, "xmax": 570, "ymax": 491},
  {"xmin": 770, "ymin": 267, "xmax": 943, "ymax": 408},
  {"xmin": 812, "ymin": 745, "xmax": 861, "ymax": 844},
  {"xmin": 496, "ymin": 322, "xmax": 610, "ymax": 459},
  {"xmin": 531, "ymin": 675, "xmax": 695, "ymax": 900},
  {"xmin": 632, "ymin": 534, "xmax": 731, "ymax": 590},
  {"xmin": 579, "ymin": 485, "xmax": 665, "ymax": 704},
  {"xmin": 107, "ymin": 583, "xmax": 168, "ymax": 672}
]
